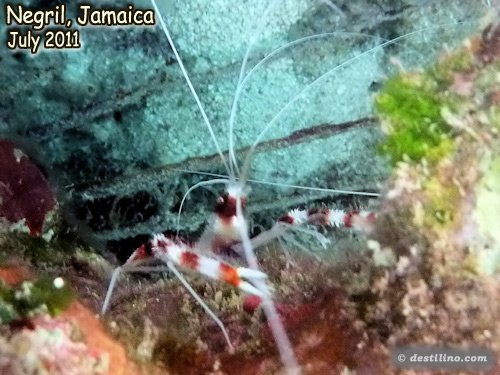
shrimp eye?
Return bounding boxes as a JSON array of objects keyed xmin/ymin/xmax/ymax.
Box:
[
  {"xmin": 216, "ymin": 195, "xmax": 225, "ymax": 205},
  {"xmin": 214, "ymin": 193, "xmax": 237, "ymax": 218}
]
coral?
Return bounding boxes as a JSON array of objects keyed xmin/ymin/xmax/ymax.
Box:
[
  {"xmin": 362, "ymin": 21, "xmax": 500, "ymax": 373},
  {"xmin": 0, "ymin": 140, "xmax": 56, "ymax": 237},
  {"xmin": 0, "ymin": 316, "xmax": 108, "ymax": 375},
  {"xmin": 376, "ymin": 20, "xmax": 500, "ymax": 266},
  {"xmin": 59, "ymin": 302, "xmax": 146, "ymax": 375},
  {"xmin": 0, "ymin": 262, "xmax": 155, "ymax": 375},
  {"xmin": 473, "ymin": 154, "xmax": 500, "ymax": 275}
]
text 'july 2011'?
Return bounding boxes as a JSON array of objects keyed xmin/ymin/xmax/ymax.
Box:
[{"xmin": 3, "ymin": 4, "xmax": 156, "ymax": 54}]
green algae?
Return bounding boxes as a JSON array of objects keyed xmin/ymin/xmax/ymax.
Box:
[
  {"xmin": 374, "ymin": 43, "xmax": 487, "ymax": 166},
  {"xmin": 0, "ymin": 277, "xmax": 74, "ymax": 323},
  {"xmin": 375, "ymin": 72, "xmax": 455, "ymax": 166}
]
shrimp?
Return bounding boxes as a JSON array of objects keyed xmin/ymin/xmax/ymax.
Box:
[{"xmin": 100, "ymin": 1, "xmax": 484, "ymax": 373}]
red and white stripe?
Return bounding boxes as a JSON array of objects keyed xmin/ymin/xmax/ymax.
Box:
[
  {"xmin": 278, "ymin": 208, "xmax": 376, "ymax": 230},
  {"xmin": 127, "ymin": 234, "xmax": 268, "ymax": 297},
  {"xmin": 195, "ymin": 189, "xmax": 248, "ymax": 252}
]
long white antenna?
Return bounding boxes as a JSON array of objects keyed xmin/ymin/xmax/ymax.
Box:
[
  {"xmin": 175, "ymin": 178, "xmax": 230, "ymax": 236},
  {"xmin": 231, "ymin": 27, "xmax": 420, "ymax": 121},
  {"xmin": 151, "ymin": 0, "xmax": 232, "ymax": 177},
  {"xmin": 228, "ymin": 0, "xmax": 281, "ymax": 176},
  {"xmin": 172, "ymin": 168, "xmax": 381, "ymax": 197},
  {"xmin": 234, "ymin": 198, "xmax": 300, "ymax": 374},
  {"xmin": 240, "ymin": 21, "xmax": 471, "ymax": 183}
]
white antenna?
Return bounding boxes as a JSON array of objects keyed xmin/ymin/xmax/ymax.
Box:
[
  {"xmin": 227, "ymin": 0, "xmax": 281, "ymax": 176},
  {"xmin": 151, "ymin": 0, "xmax": 232, "ymax": 177}
]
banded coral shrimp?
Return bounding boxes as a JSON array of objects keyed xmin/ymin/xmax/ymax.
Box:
[{"xmin": 89, "ymin": 0, "xmax": 491, "ymax": 373}]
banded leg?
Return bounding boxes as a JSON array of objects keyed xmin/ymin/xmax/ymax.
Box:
[
  {"xmin": 100, "ymin": 261, "xmax": 235, "ymax": 351},
  {"xmin": 150, "ymin": 234, "xmax": 270, "ymax": 298},
  {"xmin": 102, "ymin": 234, "xmax": 271, "ymax": 314},
  {"xmin": 278, "ymin": 208, "xmax": 376, "ymax": 230},
  {"xmin": 101, "ymin": 257, "xmax": 159, "ymax": 315},
  {"xmin": 231, "ymin": 208, "xmax": 377, "ymax": 255}
]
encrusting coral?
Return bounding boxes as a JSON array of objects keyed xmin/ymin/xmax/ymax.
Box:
[
  {"xmin": 363, "ymin": 20, "xmax": 500, "ymax": 373},
  {"xmin": 0, "ymin": 315, "xmax": 108, "ymax": 375},
  {"xmin": 375, "ymin": 20, "xmax": 500, "ymax": 274}
]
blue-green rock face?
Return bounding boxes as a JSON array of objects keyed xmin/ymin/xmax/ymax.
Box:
[{"xmin": 0, "ymin": 0, "xmax": 488, "ymax": 258}]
